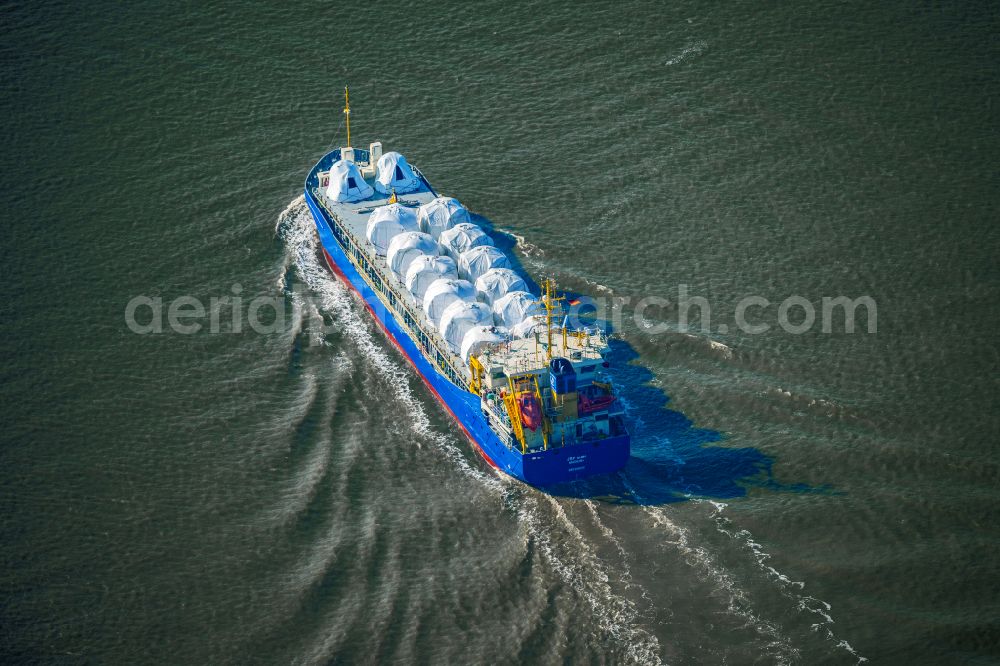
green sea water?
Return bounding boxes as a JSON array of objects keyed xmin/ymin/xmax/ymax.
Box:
[{"xmin": 3, "ymin": 1, "xmax": 999, "ymax": 663}]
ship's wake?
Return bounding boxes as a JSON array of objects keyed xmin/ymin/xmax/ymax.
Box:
[
  {"xmin": 274, "ymin": 196, "xmax": 665, "ymax": 663},
  {"xmin": 275, "ymin": 196, "xmax": 472, "ymax": 465},
  {"xmin": 271, "ymin": 196, "xmax": 865, "ymax": 664}
]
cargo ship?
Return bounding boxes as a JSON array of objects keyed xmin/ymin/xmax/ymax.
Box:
[{"xmin": 303, "ymin": 90, "xmax": 629, "ymax": 485}]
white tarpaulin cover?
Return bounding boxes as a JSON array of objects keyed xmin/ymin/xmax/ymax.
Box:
[
  {"xmin": 405, "ymin": 255, "xmax": 457, "ymax": 302},
  {"xmin": 374, "ymin": 151, "xmax": 421, "ymax": 194},
  {"xmin": 458, "ymin": 246, "xmax": 512, "ymax": 282},
  {"xmin": 386, "ymin": 232, "xmax": 437, "ymax": 277},
  {"xmin": 365, "ymin": 204, "xmax": 419, "ymax": 255},
  {"xmin": 439, "ymin": 223, "xmax": 493, "ymax": 260},
  {"xmin": 439, "ymin": 301, "xmax": 493, "ymax": 352},
  {"xmin": 326, "ymin": 159, "xmax": 374, "ymax": 203},
  {"xmin": 475, "ymin": 268, "xmax": 528, "ymax": 306},
  {"xmin": 460, "ymin": 326, "xmax": 509, "ymax": 363},
  {"xmin": 418, "ymin": 197, "xmax": 472, "ymax": 240},
  {"xmin": 423, "ymin": 278, "xmax": 476, "ymax": 326},
  {"xmin": 492, "ymin": 290, "xmax": 542, "ymax": 328},
  {"xmin": 510, "ymin": 314, "xmax": 548, "ymax": 339}
]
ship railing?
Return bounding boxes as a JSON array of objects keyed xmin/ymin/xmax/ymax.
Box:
[
  {"xmin": 489, "ymin": 423, "xmax": 515, "ymax": 449},
  {"xmin": 484, "ymin": 396, "xmax": 511, "ymax": 427},
  {"xmin": 479, "ymin": 334, "xmax": 609, "ymax": 377},
  {"xmin": 481, "ymin": 394, "xmax": 521, "ymax": 451},
  {"xmin": 592, "ymin": 371, "xmax": 616, "ymax": 389},
  {"xmin": 577, "ymin": 324, "xmax": 608, "ymax": 344},
  {"xmin": 312, "ymin": 188, "xmax": 469, "ymax": 385},
  {"xmin": 482, "ymin": 345, "xmax": 546, "ymax": 376},
  {"xmin": 486, "ymin": 412, "xmax": 515, "ymax": 449}
]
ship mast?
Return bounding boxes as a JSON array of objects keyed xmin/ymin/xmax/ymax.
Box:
[
  {"xmin": 542, "ymin": 279, "xmax": 565, "ymax": 361},
  {"xmin": 343, "ymin": 86, "xmax": 351, "ymax": 147}
]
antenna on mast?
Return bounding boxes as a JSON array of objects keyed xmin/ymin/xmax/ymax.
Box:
[
  {"xmin": 542, "ymin": 279, "xmax": 565, "ymax": 361},
  {"xmin": 343, "ymin": 86, "xmax": 351, "ymax": 147}
]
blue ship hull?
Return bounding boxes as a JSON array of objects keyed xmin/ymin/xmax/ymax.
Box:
[{"xmin": 305, "ymin": 152, "xmax": 629, "ymax": 485}]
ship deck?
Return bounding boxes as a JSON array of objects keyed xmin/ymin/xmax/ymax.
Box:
[
  {"xmin": 328, "ymin": 189, "xmax": 438, "ymax": 243},
  {"xmin": 487, "ymin": 333, "xmax": 606, "ymax": 378}
]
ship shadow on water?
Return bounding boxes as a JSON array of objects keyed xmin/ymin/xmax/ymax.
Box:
[
  {"xmin": 539, "ymin": 340, "xmax": 786, "ymax": 505},
  {"xmin": 475, "ymin": 221, "xmax": 820, "ymax": 505}
]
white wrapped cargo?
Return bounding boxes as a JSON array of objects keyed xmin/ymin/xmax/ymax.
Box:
[
  {"xmin": 405, "ymin": 255, "xmax": 458, "ymax": 302},
  {"xmin": 365, "ymin": 204, "xmax": 419, "ymax": 255},
  {"xmin": 326, "ymin": 159, "xmax": 374, "ymax": 203},
  {"xmin": 418, "ymin": 197, "xmax": 472, "ymax": 240},
  {"xmin": 457, "ymin": 245, "xmax": 512, "ymax": 282},
  {"xmin": 439, "ymin": 223, "xmax": 493, "ymax": 261},
  {"xmin": 374, "ymin": 151, "xmax": 421, "ymax": 194},
  {"xmin": 423, "ymin": 278, "xmax": 476, "ymax": 326},
  {"xmin": 511, "ymin": 314, "xmax": 548, "ymax": 339},
  {"xmin": 492, "ymin": 290, "xmax": 542, "ymax": 328},
  {"xmin": 460, "ymin": 326, "xmax": 509, "ymax": 363},
  {"xmin": 386, "ymin": 232, "xmax": 437, "ymax": 278},
  {"xmin": 475, "ymin": 268, "xmax": 528, "ymax": 306},
  {"xmin": 439, "ymin": 301, "xmax": 493, "ymax": 353}
]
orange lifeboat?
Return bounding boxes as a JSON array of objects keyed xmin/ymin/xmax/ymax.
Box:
[{"xmin": 517, "ymin": 392, "xmax": 542, "ymax": 431}]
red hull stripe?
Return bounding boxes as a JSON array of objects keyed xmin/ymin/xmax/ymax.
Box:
[{"xmin": 321, "ymin": 248, "xmax": 499, "ymax": 470}]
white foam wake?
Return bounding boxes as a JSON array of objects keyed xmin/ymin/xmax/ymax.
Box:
[
  {"xmin": 276, "ymin": 196, "xmax": 665, "ymax": 664},
  {"xmin": 700, "ymin": 500, "xmax": 868, "ymax": 663},
  {"xmin": 500, "ymin": 228, "xmax": 546, "ymax": 258},
  {"xmin": 272, "ymin": 196, "xmax": 863, "ymax": 665},
  {"xmin": 510, "ymin": 491, "xmax": 664, "ymax": 665},
  {"xmin": 275, "ymin": 196, "xmax": 489, "ymax": 479},
  {"xmin": 665, "ymin": 40, "xmax": 707, "ymax": 66},
  {"xmin": 274, "ymin": 197, "xmax": 857, "ymax": 664},
  {"xmin": 622, "ymin": 477, "xmax": 801, "ymax": 665}
]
